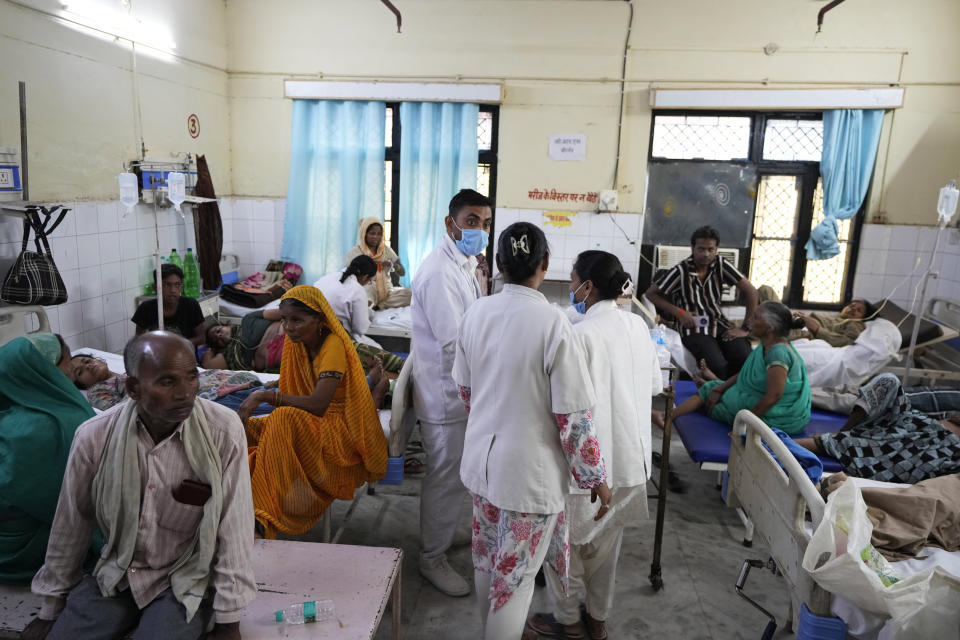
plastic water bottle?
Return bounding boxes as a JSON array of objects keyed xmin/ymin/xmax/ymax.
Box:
[
  {"xmin": 168, "ymin": 248, "xmax": 183, "ymax": 269},
  {"xmin": 275, "ymin": 599, "xmax": 335, "ymax": 625},
  {"xmin": 144, "ymin": 257, "xmax": 166, "ymax": 296},
  {"xmin": 183, "ymin": 248, "xmax": 201, "ymax": 298}
]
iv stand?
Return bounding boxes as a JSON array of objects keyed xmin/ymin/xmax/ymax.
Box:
[
  {"xmin": 902, "ymin": 180, "xmax": 959, "ymax": 383},
  {"xmin": 152, "ymin": 178, "xmax": 164, "ymax": 331}
]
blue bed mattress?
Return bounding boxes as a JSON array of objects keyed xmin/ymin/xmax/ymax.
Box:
[{"xmin": 672, "ymin": 380, "xmax": 845, "ymax": 472}]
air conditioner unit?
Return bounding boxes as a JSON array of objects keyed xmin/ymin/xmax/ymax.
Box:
[{"xmin": 655, "ymin": 245, "xmax": 740, "ymax": 303}]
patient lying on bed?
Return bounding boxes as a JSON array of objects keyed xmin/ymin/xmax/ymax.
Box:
[
  {"xmin": 202, "ymin": 309, "xmax": 285, "ymax": 372},
  {"xmin": 71, "ymin": 353, "xmax": 275, "ymax": 415},
  {"xmin": 759, "ymin": 285, "xmax": 874, "ymax": 347},
  {"xmin": 796, "ymin": 373, "xmax": 960, "ymax": 483},
  {"xmin": 673, "ymin": 301, "xmax": 812, "ymax": 435}
]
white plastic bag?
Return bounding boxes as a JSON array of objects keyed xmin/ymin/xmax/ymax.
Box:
[{"xmin": 802, "ymin": 480, "xmax": 960, "ymax": 638}]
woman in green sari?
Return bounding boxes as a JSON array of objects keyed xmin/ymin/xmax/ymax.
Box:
[
  {"xmin": 0, "ymin": 335, "xmax": 95, "ymax": 583},
  {"xmin": 674, "ymin": 301, "xmax": 812, "ymax": 435}
]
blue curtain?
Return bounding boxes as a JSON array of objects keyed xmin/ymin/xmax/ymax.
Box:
[
  {"xmin": 805, "ymin": 109, "xmax": 884, "ymax": 260},
  {"xmin": 282, "ymin": 100, "xmax": 386, "ymax": 284},
  {"xmin": 398, "ymin": 102, "xmax": 479, "ymax": 285}
]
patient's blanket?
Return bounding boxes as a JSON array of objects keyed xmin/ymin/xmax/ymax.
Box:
[{"xmin": 822, "ymin": 472, "xmax": 960, "ymax": 561}]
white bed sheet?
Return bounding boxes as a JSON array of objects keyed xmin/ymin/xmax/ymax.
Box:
[{"xmin": 218, "ymin": 297, "xmax": 282, "ymax": 318}]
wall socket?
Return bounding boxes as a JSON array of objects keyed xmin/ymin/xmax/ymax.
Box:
[{"xmin": 598, "ymin": 189, "xmax": 618, "ymax": 212}]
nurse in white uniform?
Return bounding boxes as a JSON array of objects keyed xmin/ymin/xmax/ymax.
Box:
[
  {"xmin": 411, "ymin": 189, "xmax": 493, "ymax": 596},
  {"xmin": 314, "ymin": 255, "xmax": 377, "ymax": 337},
  {"xmin": 453, "ymin": 222, "xmax": 612, "ymax": 640},
  {"xmin": 529, "ymin": 250, "xmax": 663, "ymax": 640}
]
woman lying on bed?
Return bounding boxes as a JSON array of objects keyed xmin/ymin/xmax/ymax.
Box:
[
  {"xmin": 71, "ymin": 353, "xmax": 274, "ymax": 415},
  {"xmin": 672, "ymin": 301, "xmax": 812, "ymax": 435},
  {"xmin": 796, "ymin": 373, "xmax": 960, "ymax": 483},
  {"xmin": 0, "ymin": 334, "xmax": 97, "ymax": 583}
]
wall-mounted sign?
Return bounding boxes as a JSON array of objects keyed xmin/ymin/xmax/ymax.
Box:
[
  {"xmin": 187, "ymin": 113, "xmax": 200, "ymax": 139},
  {"xmin": 549, "ymin": 134, "xmax": 586, "ymax": 161}
]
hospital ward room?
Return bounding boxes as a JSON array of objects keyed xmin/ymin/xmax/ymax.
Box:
[{"xmin": 2, "ymin": 1, "xmax": 960, "ymax": 639}]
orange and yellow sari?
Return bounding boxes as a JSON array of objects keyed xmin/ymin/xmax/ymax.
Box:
[{"xmin": 246, "ymin": 285, "xmax": 388, "ymax": 538}]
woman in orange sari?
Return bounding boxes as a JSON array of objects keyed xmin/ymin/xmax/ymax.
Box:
[
  {"xmin": 236, "ymin": 285, "xmax": 388, "ymax": 538},
  {"xmin": 344, "ymin": 217, "xmax": 412, "ymax": 309}
]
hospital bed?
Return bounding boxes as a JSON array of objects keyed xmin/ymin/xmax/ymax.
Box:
[
  {"xmin": 671, "ymin": 379, "xmax": 847, "ymax": 545},
  {"xmin": 218, "ymin": 296, "xmax": 413, "ymax": 343},
  {"xmin": 725, "ymin": 409, "xmax": 960, "ymax": 638}
]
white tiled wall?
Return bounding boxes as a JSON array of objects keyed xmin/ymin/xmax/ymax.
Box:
[
  {"xmin": 218, "ymin": 197, "xmax": 286, "ymax": 280},
  {"xmin": 491, "ymin": 209, "xmax": 644, "ymax": 282},
  {"xmin": 853, "ymin": 224, "xmax": 960, "ymax": 308},
  {"xmin": 0, "ymin": 196, "xmax": 288, "ymax": 354}
]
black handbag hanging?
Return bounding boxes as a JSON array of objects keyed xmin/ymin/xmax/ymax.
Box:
[{"xmin": 1, "ymin": 206, "xmax": 69, "ymax": 306}]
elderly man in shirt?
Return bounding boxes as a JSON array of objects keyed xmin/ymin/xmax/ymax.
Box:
[
  {"xmin": 645, "ymin": 225, "xmax": 759, "ymax": 379},
  {"xmin": 411, "ymin": 188, "xmax": 493, "ymax": 597},
  {"xmin": 24, "ymin": 331, "xmax": 256, "ymax": 640}
]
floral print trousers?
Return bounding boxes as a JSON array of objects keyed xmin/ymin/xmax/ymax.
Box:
[{"xmin": 471, "ymin": 492, "xmax": 561, "ymax": 640}]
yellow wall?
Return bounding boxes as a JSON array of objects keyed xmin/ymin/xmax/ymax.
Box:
[
  {"xmin": 0, "ymin": 0, "xmax": 230, "ymax": 201},
  {"xmin": 3, "ymin": 0, "xmax": 959, "ymax": 225},
  {"xmin": 225, "ymin": 0, "xmax": 960, "ymax": 225}
]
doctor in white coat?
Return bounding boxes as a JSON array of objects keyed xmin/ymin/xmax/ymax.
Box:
[
  {"xmin": 454, "ymin": 223, "xmax": 612, "ymax": 640},
  {"xmin": 528, "ymin": 250, "xmax": 663, "ymax": 640},
  {"xmin": 411, "ymin": 189, "xmax": 493, "ymax": 596},
  {"xmin": 314, "ymin": 255, "xmax": 377, "ymax": 338}
]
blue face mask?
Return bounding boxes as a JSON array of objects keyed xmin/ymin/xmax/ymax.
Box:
[
  {"xmin": 452, "ymin": 219, "xmax": 489, "ymax": 256},
  {"xmin": 570, "ymin": 281, "xmax": 588, "ymax": 314}
]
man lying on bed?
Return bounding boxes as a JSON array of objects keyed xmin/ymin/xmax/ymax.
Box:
[
  {"xmin": 131, "ymin": 263, "xmax": 205, "ymax": 347},
  {"xmin": 758, "ymin": 285, "xmax": 875, "ymax": 348},
  {"xmin": 796, "ymin": 373, "xmax": 960, "ymax": 484}
]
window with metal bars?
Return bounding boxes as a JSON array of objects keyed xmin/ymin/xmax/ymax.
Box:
[
  {"xmin": 646, "ymin": 111, "xmax": 862, "ymax": 309},
  {"xmin": 382, "ymin": 104, "xmax": 499, "ymax": 256}
]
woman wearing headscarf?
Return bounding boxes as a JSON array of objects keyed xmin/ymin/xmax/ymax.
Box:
[
  {"xmin": 0, "ymin": 334, "xmax": 96, "ymax": 582},
  {"xmin": 235, "ymin": 286, "xmax": 389, "ymax": 538},
  {"xmin": 674, "ymin": 301, "xmax": 812, "ymax": 434},
  {"xmin": 344, "ymin": 217, "xmax": 412, "ymax": 309}
]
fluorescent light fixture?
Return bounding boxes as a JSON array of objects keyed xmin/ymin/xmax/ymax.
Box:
[
  {"xmin": 58, "ymin": 0, "xmax": 177, "ymax": 54},
  {"xmin": 284, "ymin": 80, "xmax": 503, "ymax": 103},
  {"xmin": 650, "ymin": 88, "xmax": 905, "ymax": 110}
]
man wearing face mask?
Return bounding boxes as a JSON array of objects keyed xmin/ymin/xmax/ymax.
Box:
[{"xmin": 411, "ymin": 188, "xmax": 493, "ymax": 597}]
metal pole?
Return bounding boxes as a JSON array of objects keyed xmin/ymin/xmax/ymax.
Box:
[
  {"xmin": 153, "ymin": 179, "xmax": 164, "ymax": 331},
  {"xmin": 902, "ymin": 224, "xmax": 943, "ymax": 383},
  {"xmin": 18, "ymin": 81, "xmax": 28, "ymax": 201}
]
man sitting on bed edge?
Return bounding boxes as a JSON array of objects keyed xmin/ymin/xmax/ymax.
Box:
[{"xmin": 131, "ymin": 264, "xmax": 206, "ymax": 348}]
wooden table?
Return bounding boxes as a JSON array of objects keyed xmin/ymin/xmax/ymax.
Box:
[
  {"xmin": 241, "ymin": 540, "xmax": 403, "ymax": 639},
  {"xmin": 0, "ymin": 541, "xmax": 402, "ymax": 640}
]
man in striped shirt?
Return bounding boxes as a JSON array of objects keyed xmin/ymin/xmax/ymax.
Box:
[{"xmin": 645, "ymin": 226, "xmax": 759, "ymax": 379}]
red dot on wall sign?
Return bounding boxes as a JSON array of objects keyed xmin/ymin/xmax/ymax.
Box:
[{"xmin": 187, "ymin": 114, "xmax": 200, "ymax": 139}]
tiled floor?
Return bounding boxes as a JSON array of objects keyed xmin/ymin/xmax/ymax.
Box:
[{"xmin": 299, "ymin": 431, "xmax": 800, "ymax": 640}]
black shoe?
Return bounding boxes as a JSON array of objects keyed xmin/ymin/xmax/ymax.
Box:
[{"xmin": 667, "ymin": 471, "xmax": 687, "ymax": 494}]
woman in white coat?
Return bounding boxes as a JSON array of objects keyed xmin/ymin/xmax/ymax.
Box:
[
  {"xmin": 314, "ymin": 255, "xmax": 377, "ymax": 337},
  {"xmin": 314, "ymin": 256, "xmax": 405, "ymax": 374},
  {"xmin": 529, "ymin": 250, "xmax": 663, "ymax": 640},
  {"xmin": 453, "ymin": 223, "xmax": 612, "ymax": 640}
]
